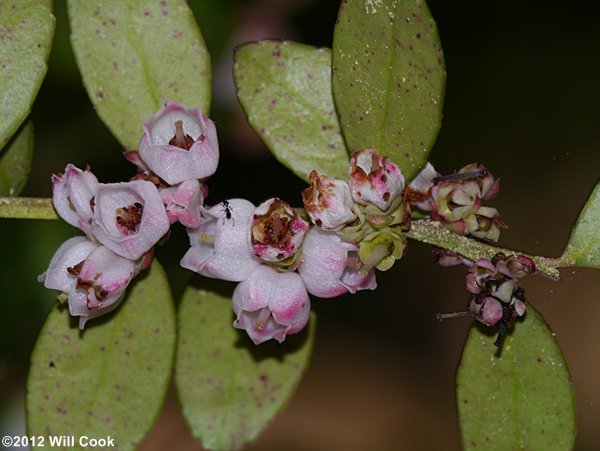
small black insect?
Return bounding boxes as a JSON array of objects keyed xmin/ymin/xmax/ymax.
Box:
[{"xmin": 221, "ymin": 200, "xmax": 234, "ymax": 225}]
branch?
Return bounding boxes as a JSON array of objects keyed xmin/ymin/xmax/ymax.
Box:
[
  {"xmin": 0, "ymin": 197, "xmax": 58, "ymax": 220},
  {"xmin": 406, "ymin": 219, "xmax": 565, "ymax": 280}
]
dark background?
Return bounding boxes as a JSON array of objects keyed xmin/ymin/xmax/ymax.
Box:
[{"xmin": 1, "ymin": 0, "xmax": 599, "ymax": 449}]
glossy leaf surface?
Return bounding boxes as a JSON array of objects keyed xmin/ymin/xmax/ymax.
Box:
[
  {"xmin": 176, "ymin": 282, "xmax": 315, "ymax": 450},
  {"xmin": 68, "ymin": 0, "xmax": 211, "ymax": 149},
  {"xmin": 235, "ymin": 40, "xmax": 349, "ymax": 182},
  {"xmin": 0, "ymin": 0, "xmax": 54, "ymax": 148},
  {"xmin": 332, "ymin": 0, "xmax": 445, "ymax": 181},
  {"xmin": 457, "ymin": 306, "xmax": 576, "ymax": 450},
  {"xmin": 27, "ymin": 262, "xmax": 176, "ymax": 450}
]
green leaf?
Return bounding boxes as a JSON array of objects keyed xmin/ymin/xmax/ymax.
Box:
[
  {"xmin": 456, "ymin": 305, "xmax": 576, "ymax": 450},
  {"xmin": 27, "ymin": 261, "xmax": 176, "ymax": 450},
  {"xmin": 235, "ymin": 40, "xmax": 349, "ymax": 182},
  {"xmin": 176, "ymin": 282, "xmax": 316, "ymax": 450},
  {"xmin": 562, "ymin": 181, "xmax": 600, "ymax": 268},
  {"xmin": 0, "ymin": 120, "xmax": 33, "ymax": 196},
  {"xmin": 332, "ymin": 0, "xmax": 445, "ymax": 181},
  {"xmin": 0, "ymin": 0, "xmax": 54, "ymax": 149},
  {"xmin": 67, "ymin": 0, "xmax": 211, "ymax": 149}
]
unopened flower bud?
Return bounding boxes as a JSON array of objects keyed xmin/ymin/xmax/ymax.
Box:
[
  {"xmin": 52, "ymin": 164, "xmax": 99, "ymax": 235},
  {"xmin": 160, "ymin": 179, "xmax": 205, "ymax": 228}
]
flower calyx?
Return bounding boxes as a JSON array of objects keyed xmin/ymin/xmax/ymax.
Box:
[
  {"xmin": 409, "ymin": 162, "xmax": 506, "ymax": 242},
  {"xmin": 437, "ymin": 252, "xmax": 536, "ymax": 347},
  {"xmin": 302, "ymin": 149, "xmax": 411, "ymax": 274}
]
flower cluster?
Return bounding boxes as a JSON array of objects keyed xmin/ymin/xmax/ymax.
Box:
[
  {"xmin": 437, "ymin": 253, "xmax": 536, "ymax": 346},
  {"xmin": 40, "ymin": 102, "xmax": 218, "ymax": 328},
  {"xmin": 181, "ymin": 195, "xmax": 378, "ymax": 344},
  {"xmin": 40, "ymin": 100, "xmax": 524, "ymax": 347},
  {"xmin": 180, "ymin": 149, "xmax": 411, "ymax": 344},
  {"xmin": 304, "ymin": 149, "xmax": 411, "ymax": 272},
  {"xmin": 406, "ymin": 162, "xmax": 505, "ymax": 242}
]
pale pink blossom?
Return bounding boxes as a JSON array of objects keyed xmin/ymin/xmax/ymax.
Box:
[
  {"xmin": 138, "ymin": 101, "xmax": 219, "ymax": 185},
  {"xmin": 298, "ymin": 227, "xmax": 376, "ymax": 298},
  {"xmin": 232, "ymin": 265, "xmax": 310, "ymax": 344},
  {"xmin": 91, "ymin": 180, "xmax": 170, "ymax": 260},
  {"xmin": 181, "ymin": 199, "xmax": 261, "ymax": 281},
  {"xmin": 39, "ymin": 237, "xmax": 136, "ymax": 329}
]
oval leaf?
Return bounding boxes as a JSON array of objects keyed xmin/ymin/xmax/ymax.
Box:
[
  {"xmin": 0, "ymin": 120, "xmax": 33, "ymax": 196},
  {"xmin": 0, "ymin": 0, "xmax": 54, "ymax": 148},
  {"xmin": 562, "ymin": 181, "xmax": 600, "ymax": 268},
  {"xmin": 456, "ymin": 305, "xmax": 576, "ymax": 450},
  {"xmin": 332, "ymin": 0, "xmax": 446, "ymax": 181},
  {"xmin": 235, "ymin": 40, "xmax": 349, "ymax": 182},
  {"xmin": 176, "ymin": 282, "xmax": 316, "ymax": 450},
  {"xmin": 27, "ymin": 261, "xmax": 176, "ymax": 450},
  {"xmin": 67, "ymin": 0, "xmax": 211, "ymax": 149}
]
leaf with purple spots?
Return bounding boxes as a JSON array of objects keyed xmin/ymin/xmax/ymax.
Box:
[
  {"xmin": 235, "ymin": 40, "xmax": 349, "ymax": 182},
  {"xmin": 561, "ymin": 181, "xmax": 600, "ymax": 269},
  {"xmin": 175, "ymin": 282, "xmax": 316, "ymax": 450},
  {"xmin": 332, "ymin": 0, "xmax": 445, "ymax": 181},
  {"xmin": 456, "ymin": 305, "xmax": 575, "ymax": 450},
  {"xmin": 67, "ymin": 0, "xmax": 211, "ymax": 149},
  {"xmin": 0, "ymin": 0, "xmax": 54, "ymax": 149},
  {"xmin": 27, "ymin": 261, "xmax": 176, "ymax": 451}
]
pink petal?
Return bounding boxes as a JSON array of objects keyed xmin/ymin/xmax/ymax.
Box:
[
  {"xmin": 92, "ymin": 180, "xmax": 169, "ymax": 260},
  {"xmin": 39, "ymin": 236, "xmax": 99, "ymax": 293}
]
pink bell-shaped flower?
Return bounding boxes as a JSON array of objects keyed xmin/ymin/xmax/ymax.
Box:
[
  {"xmin": 232, "ymin": 265, "xmax": 310, "ymax": 345},
  {"xmin": 301, "ymin": 170, "xmax": 356, "ymax": 231},
  {"xmin": 298, "ymin": 227, "xmax": 376, "ymax": 298},
  {"xmin": 181, "ymin": 199, "xmax": 261, "ymax": 282},
  {"xmin": 91, "ymin": 180, "xmax": 170, "ymax": 260},
  {"xmin": 70, "ymin": 245, "xmax": 136, "ymax": 328},
  {"xmin": 348, "ymin": 149, "xmax": 405, "ymax": 211},
  {"xmin": 138, "ymin": 101, "xmax": 219, "ymax": 185},
  {"xmin": 39, "ymin": 237, "xmax": 136, "ymax": 329},
  {"xmin": 52, "ymin": 164, "xmax": 99, "ymax": 235}
]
